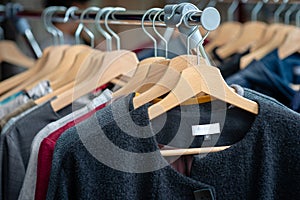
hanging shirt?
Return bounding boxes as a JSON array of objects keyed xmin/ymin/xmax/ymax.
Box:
[
  {"xmin": 0, "ymin": 91, "xmax": 23, "ymax": 106},
  {"xmin": 0, "ymin": 100, "xmax": 36, "ymax": 132},
  {"xmin": 0, "ymin": 80, "xmax": 52, "ymax": 119},
  {"xmin": 18, "ymin": 89, "xmax": 112, "ymax": 200},
  {"xmin": 226, "ymin": 49, "xmax": 300, "ymax": 108},
  {"xmin": 46, "ymin": 88, "xmax": 300, "ymax": 200},
  {"xmin": 0, "ymin": 101, "xmax": 71, "ymax": 200}
]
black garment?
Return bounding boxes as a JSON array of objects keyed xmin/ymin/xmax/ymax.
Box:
[
  {"xmin": 0, "ymin": 102, "xmax": 71, "ymax": 200},
  {"xmin": 211, "ymin": 47, "xmax": 250, "ymax": 79},
  {"xmin": 47, "ymin": 88, "xmax": 300, "ymax": 200},
  {"xmin": 218, "ymin": 50, "xmax": 250, "ymax": 78}
]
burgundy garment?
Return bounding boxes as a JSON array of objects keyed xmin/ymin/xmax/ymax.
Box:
[
  {"xmin": 159, "ymin": 144, "xmax": 194, "ymax": 177},
  {"xmin": 35, "ymin": 103, "xmax": 106, "ymax": 200}
]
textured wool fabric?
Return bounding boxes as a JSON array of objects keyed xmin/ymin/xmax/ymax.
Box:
[
  {"xmin": 0, "ymin": 101, "xmax": 71, "ymax": 200},
  {"xmin": 18, "ymin": 89, "xmax": 112, "ymax": 200},
  {"xmin": 0, "ymin": 100, "xmax": 36, "ymax": 132},
  {"xmin": 46, "ymin": 87, "xmax": 300, "ymax": 200}
]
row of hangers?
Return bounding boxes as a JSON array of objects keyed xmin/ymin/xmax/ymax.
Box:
[
  {"xmin": 203, "ymin": 0, "xmax": 300, "ymax": 68},
  {"xmin": 0, "ymin": 4, "xmax": 39, "ymax": 69},
  {"xmin": 0, "ymin": 3, "xmax": 259, "ymax": 156}
]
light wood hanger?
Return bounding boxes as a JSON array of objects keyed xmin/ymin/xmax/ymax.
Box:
[
  {"xmin": 240, "ymin": 24, "xmax": 295, "ymax": 69},
  {"xmin": 205, "ymin": 22, "xmax": 243, "ymax": 53},
  {"xmin": 0, "ymin": 45, "xmax": 69, "ymax": 101},
  {"xmin": 161, "ymin": 146, "xmax": 231, "ymax": 156},
  {"xmin": 278, "ymin": 27, "xmax": 300, "ymax": 59},
  {"xmin": 25, "ymin": 45, "xmax": 92, "ymax": 91},
  {"xmin": 0, "ymin": 40, "xmax": 36, "ymax": 68},
  {"xmin": 49, "ymin": 47, "xmax": 94, "ymax": 90},
  {"xmin": 133, "ymin": 55, "xmax": 207, "ymax": 109},
  {"xmin": 112, "ymin": 58, "xmax": 166, "ymax": 98},
  {"xmin": 0, "ymin": 46, "xmax": 53, "ymax": 96},
  {"xmin": 50, "ymin": 50, "xmax": 138, "ymax": 112},
  {"xmin": 250, "ymin": 23, "xmax": 280, "ymax": 52},
  {"xmin": 33, "ymin": 47, "xmax": 95, "ymax": 104},
  {"xmin": 148, "ymin": 60, "xmax": 259, "ymax": 120},
  {"xmin": 216, "ymin": 21, "xmax": 267, "ymax": 59}
]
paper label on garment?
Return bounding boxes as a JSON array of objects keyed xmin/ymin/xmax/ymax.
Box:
[{"xmin": 192, "ymin": 123, "xmax": 220, "ymax": 137}]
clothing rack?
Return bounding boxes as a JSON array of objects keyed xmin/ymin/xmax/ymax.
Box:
[{"xmin": 0, "ymin": 7, "xmax": 220, "ymax": 30}]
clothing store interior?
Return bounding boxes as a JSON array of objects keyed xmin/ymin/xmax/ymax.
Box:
[{"xmin": 0, "ymin": 0, "xmax": 299, "ymax": 199}]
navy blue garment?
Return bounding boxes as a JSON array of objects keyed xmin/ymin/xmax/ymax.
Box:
[
  {"xmin": 291, "ymin": 90, "xmax": 300, "ymax": 113},
  {"xmin": 211, "ymin": 47, "xmax": 250, "ymax": 79},
  {"xmin": 226, "ymin": 49, "xmax": 300, "ymax": 107}
]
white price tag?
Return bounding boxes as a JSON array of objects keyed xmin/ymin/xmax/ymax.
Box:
[{"xmin": 192, "ymin": 123, "xmax": 220, "ymax": 136}]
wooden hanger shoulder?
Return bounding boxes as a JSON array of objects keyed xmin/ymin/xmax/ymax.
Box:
[
  {"xmin": 51, "ymin": 50, "xmax": 138, "ymax": 112},
  {"xmin": 148, "ymin": 64, "xmax": 259, "ymax": 120},
  {"xmin": 216, "ymin": 21, "xmax": 267, "ymax": 59},
  {"xmin": 0, "ymin": 40, "xmax": 35, "ymax": 68},
  {"xmin": 112, "ymin": 57, "xmax": 164, "ymax": 98},
  {"xmin": 205, "ymin": 22, "xmax": 243, "ymax": 53},
  {"xmin": 133, "ymin": 55, "xmax": 203, "ymax": 108},
  {"xmin": 278, "ymin": 27, "xmax": 300, "ymax": 59},
  {"xmin": 240, "ymin": 24, "xmax": 295, "ymax": 69},
  {"xmin": 135, "ymin": 59, "xmax": 170, "ymax": 93},
  {"xmin": 0, "ymin": 45, "xmax": 69, "ymax": 101},
  {"xmin": 0, "ymin": 46, "xmax": 53, "ymax": 97},
  {"xmin": 250, "ymin": 23, "xmax": 280, "ymax": 52},
  {"xmin": 50, "ymin": 48, "xmax": 95, "ymax": 90}
]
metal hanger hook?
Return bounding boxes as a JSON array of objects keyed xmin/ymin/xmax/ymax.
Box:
[
  {"xmin": 75, "ymin": 6, "xmax": 99, "ymax": 47},
  {"xmin": 63, "ymin": 6, "xmax": 79, "ymax": 23},
  {"xmin": 187, "ymin": 25, "xmax": 200, "ymax": 55},
  {"xmin": 251, "ymin": 0, "xmax": 268, "ymax": 21},
  {"xmin": 142, "ymin": 8, "xmax": 162, "ymax": 57},
  {"xmin": 227, "ymin": 0, "xmax": 239, "ymax": 21},
  {"xmin": 105, "ymin": 7, "xmax": 126, "ymax": 50},
  {"xmin": 284, "ymin": 3, "xmax": 299, "ymax": 25},
  {"xmin": 274, "ymin": 0, "xmax": 288, "ymax": 23},
  {"xmin": 151, "ymin": 9, "xmax": 168, "ymax": 58},
  {"xmin": 176, "ymin": 9, "xmax": 201, "ymax": 28},
  {"xmin": 196, "ymin": 30, "xmax": 210, "ymax": 65},
  {"xmin": 296, "ymin": 8, "xmax": 300, "ymax": 27},
  {"xmin": 95, "ymin": 7, "xmax": 113, "ymax": 51},
  {"xmin": 42, "ymin": 6, "xmax": 66, "ymax": 45}
]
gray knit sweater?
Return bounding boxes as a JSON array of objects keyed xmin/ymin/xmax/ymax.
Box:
[{"xmin": 46, "ymin": 88, "xmax": 300, "ymax": 200}]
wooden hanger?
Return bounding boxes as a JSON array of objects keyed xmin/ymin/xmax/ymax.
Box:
[
  {"xmin": 0, "ymin": 46, "xmax": 54, "ymax": 96},
  {"xmin": 216, "ymin": 21, "xmax": 267, "ymax": 59},
  {"xmin": 49, "ymin": 47, "xmax": 94, "ymax": 90},
  {"xmin": 133, "ymin": 55, "xmax": 207, "ymax": 109},
  {"xmin": 50, "ymin": 50, "xmax": 138, "ymax": 112},
  {"xmin": 148, "ymin": 60, "xmax": 259, "ymax": 120},
  {"xmin": 250, "ymin": 23, "xmax": 279, "ymax": 52},
  {"xmin": 25, "ymin": 45, "xmax": 92, "ymax": 91},
  {"xmin": 278, "ymin": 27, "xmax": 300, "ymax": 59},
  {"xmin": 161, "ymin": 146, "xmax": 231, "ymax": 156},
  {"xmin": 112, "ymin": 57, "xmax": 166, "ymax": 98},
  {"xmin": 33, "ymin": 47, "xmax": 95, "ymax": 104},
  {"xmin": 205, "ymin": 22, "xmax": 243, "ymax": 53},
  {"xmin": 0, "ymin": 45, "xmax": 69, "ymax": 101},
  {"xmin": 0, "ymin": 40, "xmax": 36, "ymax": 68},
  {"xmin": 240, "ymin": 24, "xmax": 295, "ymax": 69}
]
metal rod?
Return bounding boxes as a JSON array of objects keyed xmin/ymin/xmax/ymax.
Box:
[{"xmin": 0, "ymin": 9, "xmax": 204, "ymax": 26}]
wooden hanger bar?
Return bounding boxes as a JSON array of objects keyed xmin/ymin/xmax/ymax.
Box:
[{"xmin": 160, "ymin": 146, "xmax": 231, "ymax": 157}]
